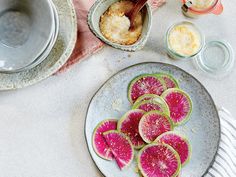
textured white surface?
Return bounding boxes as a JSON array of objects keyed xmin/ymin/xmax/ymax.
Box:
[{"xmin": 0, "ymin": 1, "xmax": 236, "ymax": 177}]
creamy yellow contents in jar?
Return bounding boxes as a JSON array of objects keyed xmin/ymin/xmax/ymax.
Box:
[
  {"xmin": 190, "ymin": 0, "xmax": 216, "ymax": 10},
  {"xmin": 168, "ymin": 24, "xmax": 201, "ymax": 56},
  {"xmin": 99, "ymin": 1, "xmax": 143, "ymax": 45}
]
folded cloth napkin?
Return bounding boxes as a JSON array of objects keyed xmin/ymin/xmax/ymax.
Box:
[
  {"xmin": 205, "ymin": 107, "xmax": 236, "ymax": 177},
  {"xmin": 58, "ymin": 0, "xmax": 166, "ymax": 72}
]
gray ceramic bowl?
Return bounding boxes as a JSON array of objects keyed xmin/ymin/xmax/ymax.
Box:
[
  {"xmin": 0, "ymin": 0, "xmax": 54, "ymax": 72},
  {"xmin": 88, "ymin": 0, "xmax": 152, "ymax": 51},
  {"xmin": 0, "ymin": 0, "xmax": 77, "ymax": 90},
  {"xmin": 22, "ymin": 0, "xmax": 60, "ymax": 71}
]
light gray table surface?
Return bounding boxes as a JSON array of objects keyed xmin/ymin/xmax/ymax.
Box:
[{"xmin": 0, "ymin": 1, "xmax": 235, "ymax": 177}]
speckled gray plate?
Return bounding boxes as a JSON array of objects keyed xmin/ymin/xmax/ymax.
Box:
[
  {"xmin": 0, "ymin": 0, "xmax": 77, "ymax": 90},
  {"xmin": 85, "ymin": 62, "xmax": 220, "ymax": 177}
]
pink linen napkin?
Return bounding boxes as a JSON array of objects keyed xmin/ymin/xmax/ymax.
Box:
[{"xmin": 58, "ymin": 0, "xmax": 166, "ymax": 72}]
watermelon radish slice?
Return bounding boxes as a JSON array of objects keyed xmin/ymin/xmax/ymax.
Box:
[
  {"xmin": 162, "ymin": 88, "xmax": 192, "ymax": 126},
  {"xmin": 155, "ymin": 131, "xmax": 191, "ymax": 166},
  {"xmin": 128, "ymin": 74, "xmax": 165, "ymax": 104},
  {"xmin": 133, "ymin": 100, "xmax": 162, "ymax": 112},
  {"xmin": 139, "ymin": 111, "xmax": 173, "ymax": 143},
  {"xmin": 132, "ymin": 99, "xmax": 170, "ymax": 116},
  {"xmin": 156, "ymin": 73, "xmax": 179, "ymax": 90},
  {"xmin": 92, "ymin": 119, "xmax": 117, "ymax": 160},
  {"xmin": 103, "ymin": 130, "xmax": 134, "ymax": 170},
  {"xmin": 117, "ymin": 109, "xmax": 146, "ymax": 149},
  {"xmin": 138, "ymin": 143, "xmax": 181, "ymax": 177},
  {"xmin": 133, "ymin": 94, "xmax": 159, "ymax": 105}
]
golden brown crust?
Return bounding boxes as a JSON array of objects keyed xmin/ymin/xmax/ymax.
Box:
[{"xmin": 99, "ymin": 0, "xmax": 143, "ymax": 45}]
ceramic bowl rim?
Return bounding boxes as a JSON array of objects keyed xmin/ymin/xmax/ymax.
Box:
[
  {"xmin": 1, "ymin": 0, "xmax": 61, "ymax": 74},
  {"xmin": 0, "ymin": 0, "xmax": 77, "ymax": 90}
]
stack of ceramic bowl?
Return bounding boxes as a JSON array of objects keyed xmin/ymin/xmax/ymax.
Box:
[{"xmin": 0, "ymin": 0, "xmax": 59, "ymax": 73}]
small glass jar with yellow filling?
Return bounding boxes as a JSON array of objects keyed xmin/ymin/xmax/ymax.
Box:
[
  {"xmin": 181, "ymin": 0, "xmax": 223, "ymax": 18},
  {"xmin": 165, "ymin": 21, "xmax": 205, "ymax": 60},
  {"xmin": 165, "ymin": 21, "xmax": 235, "ymax": 78}
]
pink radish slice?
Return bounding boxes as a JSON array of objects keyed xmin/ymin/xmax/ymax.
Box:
[
  {"xmin": 128, "ymin": 74, "xmax": 165, "ymax": 104},
  {"xmin": 103, "ymin": 131, "xmax": 134, "ymax": 170},
  {"xmin": 92, "ymin": 119, "xmax": 117, "ymax": 160}
]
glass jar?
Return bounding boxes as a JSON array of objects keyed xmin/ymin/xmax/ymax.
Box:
[
  {"xmin": 165, "ymin": 21, "xmax": 205, "ymax": 60},
  {"xmin": 181, "ymin": 0, "xmax": 223, "ymax": 18},
  {"xmin": 165, "ymin": 21, "xmax": 235, "ymax": 78}
]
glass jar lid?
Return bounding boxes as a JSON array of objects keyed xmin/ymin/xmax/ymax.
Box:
[{"xmin": 194, "ymin": 38, "xmax": 234, "ymax": 77}]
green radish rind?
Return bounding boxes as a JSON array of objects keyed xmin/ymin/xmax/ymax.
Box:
[
  {"xmin": 161, "ymin": 88, "xmax": 193, "ymax": 126},
  {"xmin": 155, "ymin": 73, "xmax": 179, "ymax": 89},
  {"xmin": 92, "ymin": 119, "xmax": 117, "ymax": 161},
  {"xmin": 139, "ymin": 110, "xmax": 174, "ymax": 144},
  {"xmin": 133, "ymin": 94, "xmax": 160, "ymax": 106},
  {"xmin": 154, "ymin": 131, "xmax": 192, "ymax": 167},
  {"xmin": 132, "ymin": 98, "xmax": 170, "ymax": 116},
  {"xmin": 137, "ymin": 143, "xmax": 181, "ymax": 177},
  {"xmin": 103, "ymin": 130, "xmax": 134, "ymax": 170},
  {"xmin": 117, "ymin": 109, "xmax": 146, "ymax": 149},
  {"xmin": 128, "ymin": 74, "xmax": 165, "ymax": 104}
]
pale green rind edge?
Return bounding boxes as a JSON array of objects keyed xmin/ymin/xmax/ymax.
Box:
[
  {"xmin": 117, "ymin": 109, "xmax": 146, "ymax": 149},
  {"xmin": 154, "ymin": 131, "xmax": 192, "ymax": 167},
  {"xmin": 132, "ymin": 98, "xmax": 170, "ymax": 116},
  {"xmin": 155, "ymin": 73, "xmax": 180, "ymax": 89},
  {"xmin": 128, "ymin": 74, "xmax": 165, "ymax": 104},
  {"xmin": 92, "ymin": 119, "xmax": 118, "ymax": 161},
  {"xmin": 138, "ymin": 110, "xmax": 174, "ymax": 144},
  {"xmin": 133, "ymin": 94, "xmax": 160, "ymax": 106},
  {"xmin": 161, "ymin": 88, "xmax": 193, "ymax": 126},
  {"xmin": 152, "ymin": 73, "xmax": 167, "ymax": 90},
  {"xmin": 103, "ymin": 130, "xmax": 134, "ymax": 170},
  {"xmin": 137, "ymin": 143, "xmax": 181, "ymax": 177}
]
